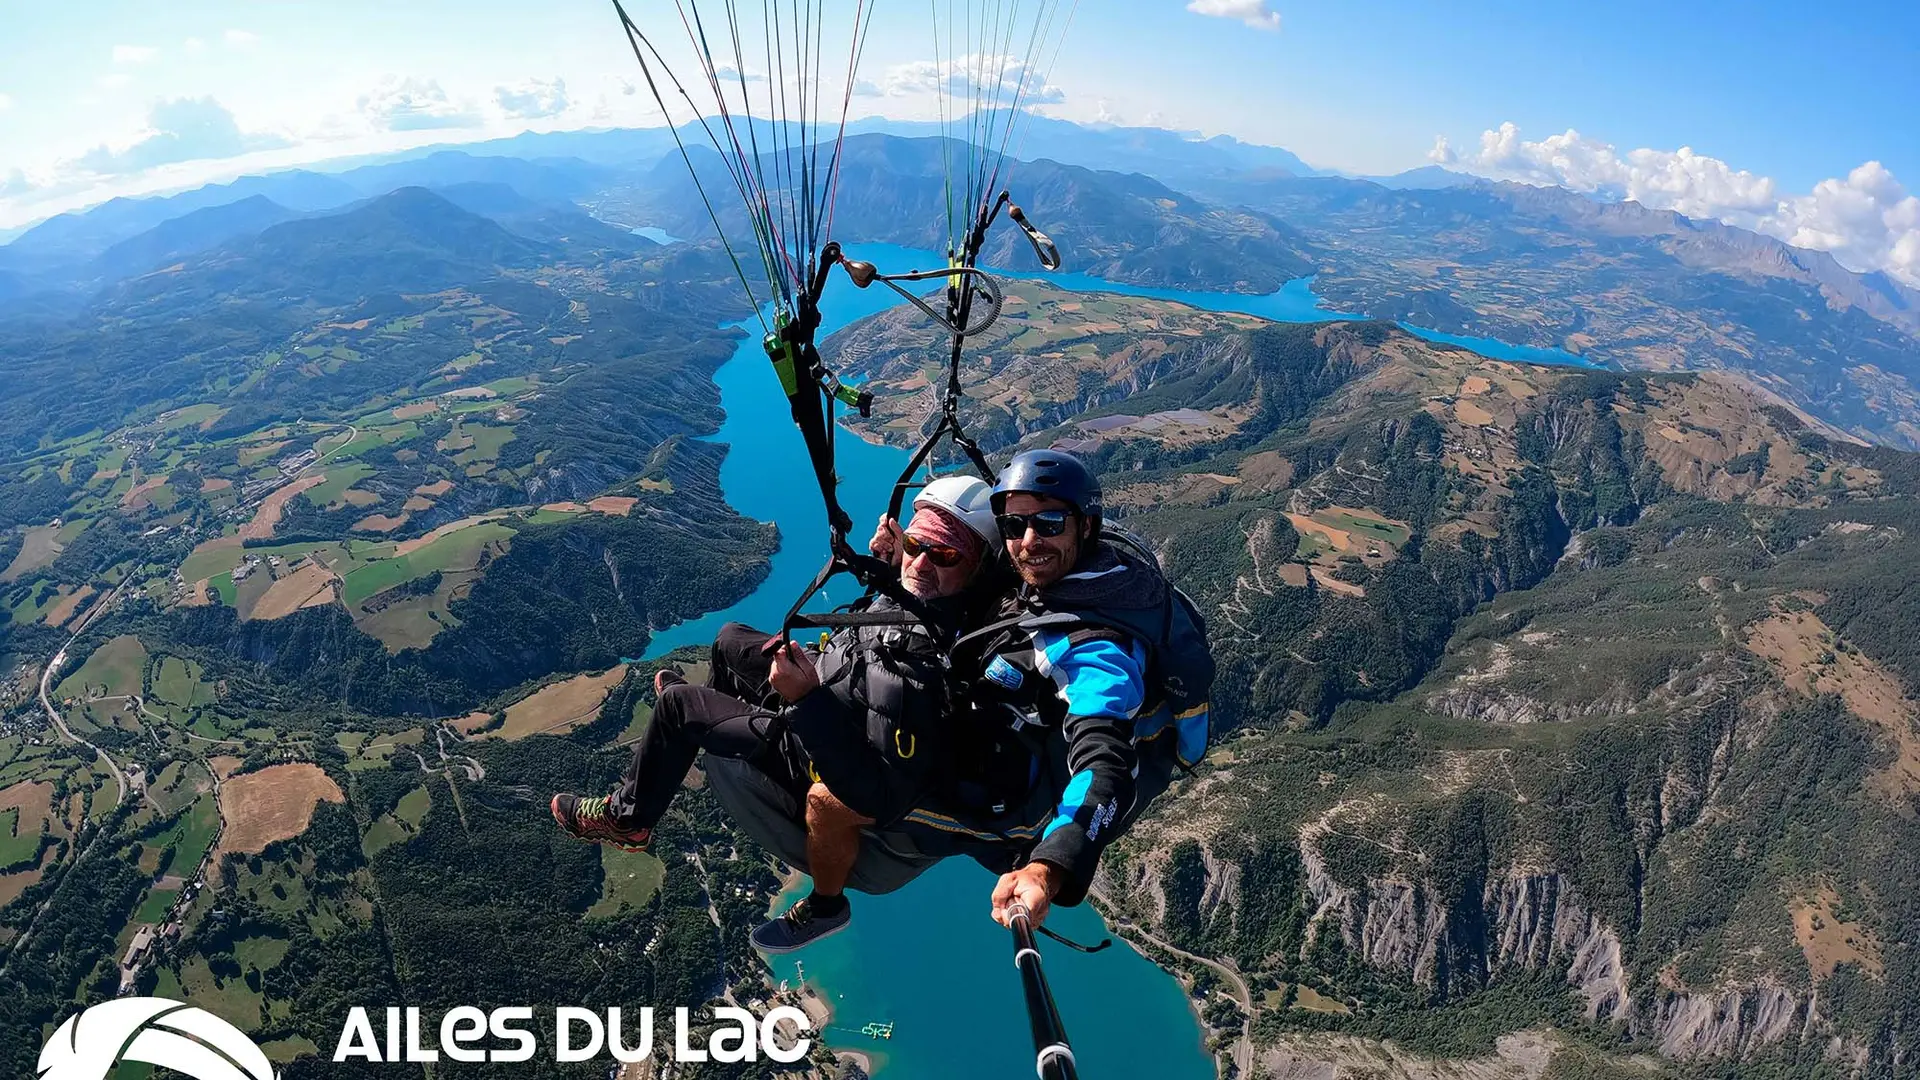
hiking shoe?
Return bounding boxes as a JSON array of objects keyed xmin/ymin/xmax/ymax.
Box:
[
  {"xmin": 751, "ymin": 896, "xmax": 851, "ymax": 954},
  {"xmin": 550, "ymin": 794, "xmax": 651, "ymax": 852}
]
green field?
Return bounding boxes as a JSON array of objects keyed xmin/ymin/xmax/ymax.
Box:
[
  {"xmin": 1324, "ymin": 509, "xmax": 1412, "ymax": 547},
  {"xmin": 155, "ymin": 796, "xmax": 220, "ymax": 879},
  {"xmin": 448, "ymin": 422, "xmax": 514, "ymax": 467},
  {"xmin": 588, "ymin": 846, "xmax": 666, "ymax": 917},
  {"xmin": 361, "ymin": 815, "xmax": 409, "ymax": 856},
  {"xmin": 176, "ymin": 954, "xmax": 265, "ymax": 1031},
  {"xmin": 180, "ymin": 537, "xmax": 386, "ymax": 584},
  {"xmin": 303, "ymin": 462, "xmax": 376, "ymax": 509},
  {"xmin": 259, "ymin": 1037, "xmax": 320, "ymax": 1065},
  {"xmin": 0, "ymin": 807, "xmax": 41, "ymax": 868},
  {"xmin": 235, "ymin": 933, "xmax": 290, "ymax": 972},
  {"xmin": 329, "ymin": 423, "xmax": 419, "ymax": 461},
  {"xmin": 210, "ymin": 572, "xmax": 237, "ymax": 606},
  {"xmin": 55, "ymin": 634, "xmax": 148, "ymax": 699},
  {"xmin": 5, "ymin": 583, "xmax": 64, "ymax": 625},
  {"xmin": 519, "ymin": 507, "xmax": 580, "ymax": 525},
  {"xmin": 236, "ymin": 440, "xmax": 289, "ymax": 467},
  {"xmin": 481, "ymin": 375, "xmax": 539, "ymax": 396},
  {"xmin": 394, "ymin": 786, "xmax": 431, "ymax": 828},
  {"xmin": 341, "ymin": 522, "xmax": 512, "ymax": 606},
  {"xmin": 160, "ymin": 403, "xmax": 224, "ymax": 431},
  {"xmin": 154, "ymin": 656, "xmax": 215, "ymax": 707},
  {"xmin": 147, "ymin": 485, "xmax": 179, "ymax": 512},
  {"xmin": 133, "ymin": 886, "xmax": 179, "ymax": 924}
]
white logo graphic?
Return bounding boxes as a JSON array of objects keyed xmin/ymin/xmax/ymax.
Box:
[{"xmin": 38, "ymin": 997, "xmax": 277, "ymax": 1080}]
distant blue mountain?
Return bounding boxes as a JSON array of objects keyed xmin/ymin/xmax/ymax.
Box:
[
  {"xmin": 331, "ymin": 150, "xmax": 606, "ymax": 205},
  {"xmin": 0, "ymin": 152, "xmax": 611, "ymax": 297},
  {"xmin": 843, "ymin": 114, "xmax": 1330, "ymax": 184},
  {"xmin": 431, "ymin": 181, "xmax": 649, "ymax": 251},
  {"xmin": 1362, "ymin": 165, "xmax": 1482, "ymax": 190},
  {"xmin": 86, "ymin": 195, "xmax": 301, "ymax": 283}
]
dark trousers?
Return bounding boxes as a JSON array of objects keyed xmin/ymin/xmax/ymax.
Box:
[{"xmin": 608, "ymin": 623, "xmax": 807, "ymax": 829}]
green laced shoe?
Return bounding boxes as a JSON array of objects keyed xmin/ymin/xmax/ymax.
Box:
[{"xmin": 549, "ymin": 793, "xmax": 652, "ymax": 852}]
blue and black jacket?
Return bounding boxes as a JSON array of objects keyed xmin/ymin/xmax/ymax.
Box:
[{"xmin": 944, "ymin": 540, "xmax": 1163, "ymax": 906}]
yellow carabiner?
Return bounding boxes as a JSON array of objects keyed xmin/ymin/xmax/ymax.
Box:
[{"xmin": 894, "ymin": 730, "xmax": 916, "ymax": 759}]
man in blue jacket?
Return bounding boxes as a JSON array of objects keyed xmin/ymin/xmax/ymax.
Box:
[{"xmin": 939, "ymin": 449, "xmax": 1167, "ymax": 930}]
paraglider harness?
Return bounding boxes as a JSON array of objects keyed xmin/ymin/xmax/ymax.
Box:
[
  {"xmin": 777, "ymin": 191, "xmax": 1060, "ymax": 648},
  {"xmin": 947, "ymin": 524, "xmax": 1217, "ymax": 815}
]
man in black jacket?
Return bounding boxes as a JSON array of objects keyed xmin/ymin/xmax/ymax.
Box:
[{"xmin": 550, "ymin": 477, "xmax": 998, "ymax": 951}]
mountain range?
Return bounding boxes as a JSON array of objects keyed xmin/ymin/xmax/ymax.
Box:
[
  {"xmin": 4, "ymin": 115, "xmax": 1920, "ymax": 1080},
  {"xmin": 5, "ymin": 120, "xmax": 1917, "ymax": 451},
  {"xmin": 830, "ymin": 281, "xmax": 1920, "ymax": 1073}
]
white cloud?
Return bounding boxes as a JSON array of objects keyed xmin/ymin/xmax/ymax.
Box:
[
  {"xmin": 494, "ymin": 77, "xmax": 570, "ymax": 120},
  {"xmin": 874, "ymin": 54, "xmax": 1064, "ymax": 107},
  {"xmin": 1433, "ymin": 122, "xmax": 1920, "ymax": 286},
  {"xmin": 1186, "ymin": 0, "xmax": 1281, "ymax": 31},
  {"xmin": 224, "ymin": 29, "xmax": 258, "ymax": 48},
  {"xmin": 358, "ymin": 76, "xmax": 483, "ymax": 131},
  {"xmin": 0, "ymin": 93, "xmax": 13, "ymax": 112},
  {"xmin": 0, "ymin": 169, "xmax": 31, "ymax": 199},
  {"xmin": 183, "ymin": 37, "xmax": 206, "ymax": 54},
  {"xmin": 112, "ymin": 44, "xmax": 159, "ymax": 65},
  {"xmin": 76, "ymin": 97, "xmax": 291, "ymax": 175},
  {"xmin": 97, "ymin": 73, "xmax": 133, "ymax": 90}
]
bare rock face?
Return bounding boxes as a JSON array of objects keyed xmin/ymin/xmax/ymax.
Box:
[
  {"xmin": 1647, "ymin": 983, "xmax": 1809, "ymax": 1059},
  {"xmin": 1257, "ymin": 1031, "xmax": 1556, "ymax": 1080},
  {"xmin": 1486, "ymin": 873, "xmax": 1630, "ymax": 1021},
  {"xmin": 1290, "ymin": 835, "xmax": 1834, "ymax": 1063},
  {"xmin": 1302, "ymin": 852, "xmax": 1630, "ymax": 1020}
]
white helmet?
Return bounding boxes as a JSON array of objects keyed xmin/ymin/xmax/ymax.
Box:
[{"xmin": 913, "ymin": 475, "xmax": 997, "ymax": 544}]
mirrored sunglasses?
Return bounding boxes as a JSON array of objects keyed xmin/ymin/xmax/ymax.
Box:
[{"xmin": 996, "ymin": 509, "xmax": 1073, "ymax": 541}]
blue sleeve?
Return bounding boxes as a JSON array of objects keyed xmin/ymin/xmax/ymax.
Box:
[{"xmin": 1027, "ymin": 632, "xmax": 1148, "ymax": 904}]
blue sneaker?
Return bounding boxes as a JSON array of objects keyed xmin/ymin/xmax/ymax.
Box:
[{"xmin": 751, "ymin": 896, "xmax": 851, "ymax": 953}]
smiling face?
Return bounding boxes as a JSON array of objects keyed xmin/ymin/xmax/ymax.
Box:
[{"xmin": 999, "ymin": 492, "xmax": 1089, "ymax": 589}]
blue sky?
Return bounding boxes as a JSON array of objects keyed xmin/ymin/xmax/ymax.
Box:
[{"xmin": 1, "ymin": 1, "xmax": 1915, "ymax": 280}]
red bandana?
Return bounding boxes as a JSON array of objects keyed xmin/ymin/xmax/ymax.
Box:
[{"xmin": 907, "ymin": 505, "xmax": 984, "ymax": 562}]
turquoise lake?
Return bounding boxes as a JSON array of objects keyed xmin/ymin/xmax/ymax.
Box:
[{"xmin": 638, "ymin": 240, "xmax": 1597, "ymax": 1075}]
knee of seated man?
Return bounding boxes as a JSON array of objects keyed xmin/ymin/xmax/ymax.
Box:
[{"xmin": 806, "ymin": 782, "xmax": 872, "ymax": 828}]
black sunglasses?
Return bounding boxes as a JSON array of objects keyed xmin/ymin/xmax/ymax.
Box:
[
  {"xmin": 997, "ymin": 509, "xmax": 1074, "ymax": 541},
  {"xmin": 900, "ymin": 532, "xmax": 966, "ymax": 568}
]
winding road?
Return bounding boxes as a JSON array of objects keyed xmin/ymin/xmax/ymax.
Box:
[
  {"xmin": 3, "ymin": 579, "xmax": 135, "ymax": 977},
  {"xmin": 1102, "ymin": 904, "xmax": 1255, "ymax": 1078},
  {"xmin": 38, "ymin": 580, "xmax": 134, "ymax": 805}
]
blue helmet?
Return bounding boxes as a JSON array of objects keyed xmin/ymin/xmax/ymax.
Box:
[{"xmin": 990, "ymin": 448, "xmax": 1103, "ymax": 538}]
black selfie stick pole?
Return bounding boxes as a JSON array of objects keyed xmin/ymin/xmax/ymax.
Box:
[{"xmin": 1009, "ymin": 903, "xmax": 1079, "ymax": 1080}]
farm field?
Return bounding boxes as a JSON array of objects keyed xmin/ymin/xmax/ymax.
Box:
[
  {"xmin": 153, "ymin": 656, "xmax": 216, "ymax": 708},
  {"xmin": 2, "ymin": 523, "xmax": 67, "ymax": 582},
  {"xmin": 216, "ymin": 764, "xmax": 345, "ymax": 857},
  {"xmin": 240, "ymin": 474, "xmax": 330, "ymax": 540},
  {"xmin": 41, "ymin": 584, "xmax": 97, "ymax": 628},
  {"xmin": 54, "ymin": 634, "xmax": 147, "ymax": 700},
  {"xmin": 302, "ymin": 462, "xmax": 377, "ymax": 510},
  {"xmin": 588, "ymin": 846, "xmax": 666, "ymax": 917},
  {"xmin": 148, "ymin": 795, "xmax": 220, "ymax": 883},
  {"xmin": 346, "ymin": 729, "xmax": 423, "ymax": 771},
  {"xmin": 0, "ymin": 805, "xmax": 42, "ymax": 868},
  {"xmin": 493, "ymin": 666, "xmax": 628, "ymax": 740},
  {"xmin": 340, "ymin": 521, "xmax": 511, "ymax": 606},
  {"xmin": 245, "ymin": 562, "xmax": 337, "ymax": 621}
]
